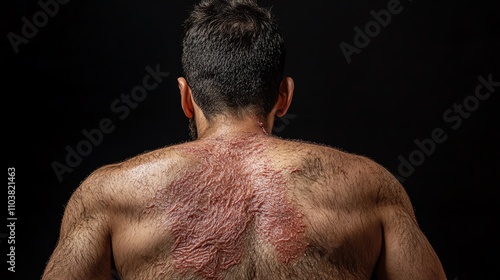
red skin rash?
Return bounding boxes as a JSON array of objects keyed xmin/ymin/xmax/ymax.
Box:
[{"xmin": 147, "ymin": 134, "xmax": 308, "ymax": 279}]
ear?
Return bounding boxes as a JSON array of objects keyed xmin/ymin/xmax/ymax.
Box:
[
  {"xmin": 274, "ymin": 77, "xmax": 294, "ymax": 117},
  {"xmin": 178, "ymin": 77, "xmax": 195, "ymax": 118}
]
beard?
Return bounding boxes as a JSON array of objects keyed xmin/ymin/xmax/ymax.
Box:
[{"xmin": 188, "ymin": 118, "xmax": 198, "ymax": 141}]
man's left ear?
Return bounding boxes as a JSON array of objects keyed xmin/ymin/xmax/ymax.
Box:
[{"xmin": 178, "ymin": 77, "xmax": 195, "ymax": 119}]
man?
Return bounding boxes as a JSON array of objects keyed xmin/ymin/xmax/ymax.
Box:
[{"xmin": 41, "ymin": 0, "xmax": 447, "ymax": 279}]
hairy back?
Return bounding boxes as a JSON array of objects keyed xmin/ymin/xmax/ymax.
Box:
[{"xmin": 109, "ymin": 133, "xmax": 390, "ymax": 279}]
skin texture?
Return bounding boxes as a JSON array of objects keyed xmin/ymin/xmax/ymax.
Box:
[
  {"xmin": 41, "ymin": 76, "xmax": 447, "ymax": 279},
  {"xmin": 145, "ymin": 135, "xmax": 308, "ymax": 279}
]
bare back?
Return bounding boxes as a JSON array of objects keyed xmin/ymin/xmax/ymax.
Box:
[{"xmin": 42, "ymin": 133, "xmax": 446, "ymax": 280}]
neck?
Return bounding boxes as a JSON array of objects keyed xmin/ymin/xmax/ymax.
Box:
[{"xmin": 195, "ymin": 114, "xmax": 274, "ymax": 140}]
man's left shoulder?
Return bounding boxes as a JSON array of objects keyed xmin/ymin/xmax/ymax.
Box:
[{"xmin": 81, "ymin": 144, "xmax": 183, "ymax": 195}]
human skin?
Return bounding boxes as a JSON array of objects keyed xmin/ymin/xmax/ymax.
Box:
[{"xmin": 41, "ymin": 77, "xmax": 447, "ymax": 280}]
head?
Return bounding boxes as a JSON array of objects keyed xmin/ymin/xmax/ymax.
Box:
[{"xmin": 178, "ymin": 0, "xmax": 294, "ymax": 139}]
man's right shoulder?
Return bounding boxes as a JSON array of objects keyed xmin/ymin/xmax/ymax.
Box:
[
  {"xmin": 281, "ymin": 137, "xmax": 399, "ymax": 202},
  {"xmin": 278, "ymin": 137, "xmax": 361, "ymax": 165}
]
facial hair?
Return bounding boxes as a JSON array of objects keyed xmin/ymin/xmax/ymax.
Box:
[{"xmin": 189, "ymin": 118, "xmax": 198, "ymax": 141}]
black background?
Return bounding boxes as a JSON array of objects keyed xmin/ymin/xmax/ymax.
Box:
[{"xmin": 2, "ymin": 0, "xmax": 499, "ymax": 279}]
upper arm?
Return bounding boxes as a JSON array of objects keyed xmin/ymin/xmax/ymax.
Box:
[
  {"xmin": 42, "ymin": 168, "xmax": 115, "ymax": 280},
  {"xmin": 373, "ymin": 170, "xmax": 446, "ymax": 279}
]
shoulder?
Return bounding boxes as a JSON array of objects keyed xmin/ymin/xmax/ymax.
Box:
[
  {"xmin": 332, "ymin": 151, "xmax": 414, "ymax": 217},
  {"xmin": 71, "ymin": 143, "xmax": 189, "ymax": 208},
  {"xmin": 278, "ymin": 136, "xmax": 389, "ymax": 175},
  {"xmin": 281, "ymin": 137, "xmax": 405, "ymax": 207}
]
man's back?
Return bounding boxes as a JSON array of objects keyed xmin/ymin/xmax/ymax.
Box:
[
  {"xmin": 44, "ymin": 132, "xmax": 443, "ymax": 279},
  {"xmin": 41, "ymin": 1, "xmax": 446, "ymax": 278}
]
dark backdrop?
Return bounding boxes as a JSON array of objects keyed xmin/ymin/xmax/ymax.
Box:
[{"xmin": 2, "ymin": 0, "xmax": 499, "ymax": 279}]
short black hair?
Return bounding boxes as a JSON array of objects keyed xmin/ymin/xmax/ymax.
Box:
[{"xmin": 181, "ymin": 0, "xmax": 286, "ymax": 119}]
